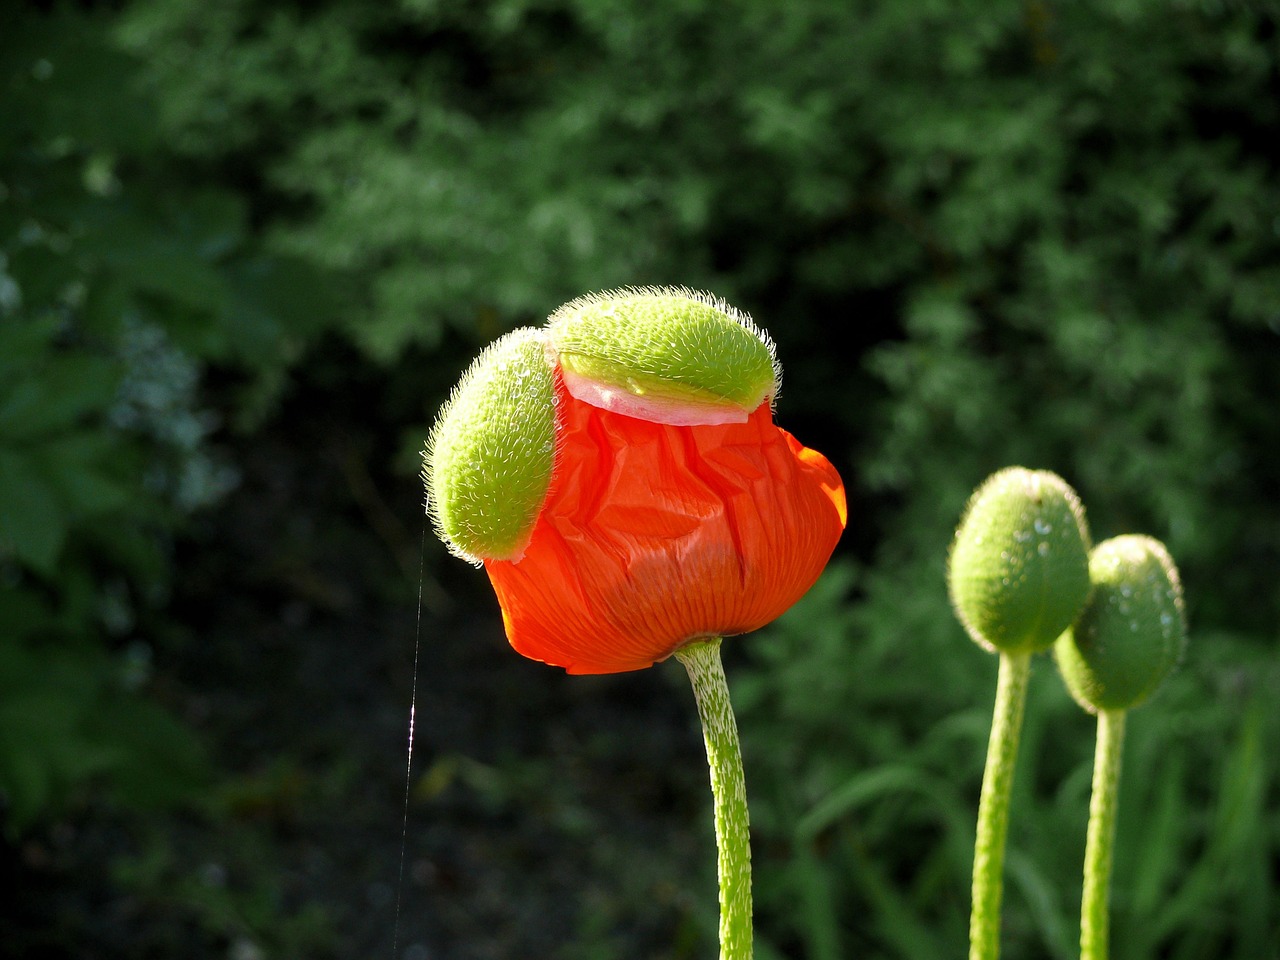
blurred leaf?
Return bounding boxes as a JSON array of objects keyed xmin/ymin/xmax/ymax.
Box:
[
  {"xmin": 97, "ymin": 695, "xmax": 210, "ymax": 809},
  {"xmin": 0, "ymin": 11, "xmax": 159, "ymax": 154},
  {"xmin": 35, "ymin": 433, "xmax": 136, "ymax": 516},
  {"xmin": 1006, "ymin": 848, "xmax": 1073, "ymax": 960},
  {"xmin": 0, "ymin": 355, "xmax": 119, "ymax": 442},
  {"xmin": 796, "ymin": 764, "xmax": 970, "ymax": 847},
  {"xmin": 1125, "ymin": 746, "xmax": 1187, "ymax": 917},
  {"xmin": 0, "ymin": 2, "xmax": 335, "ymax": 842},
  {"xmin": 0, "ymin": 448, "xmax": 68, "ymax": 574},
  {"xmin": 0, "ymin": 639, "xmax": 209, "ymax": 836},
  {"xmin": 849, "ymin": 842, "xmax": 946, "ymax": 959}
]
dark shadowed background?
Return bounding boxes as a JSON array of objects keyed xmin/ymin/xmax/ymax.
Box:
[{"xmin": 2, "ymin": 1, "xmax": 1278, "ymax": 958}]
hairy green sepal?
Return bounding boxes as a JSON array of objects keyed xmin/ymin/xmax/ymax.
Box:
[
  {"xmin": 548, "ymin": 287, "xmax": 779, "ymax": 425},
  {"xmin": 1055, "ymin": 536, "xmax": 1186, "ymax": 713},
  {"xmin": 949, "ymin": 467, "xmax": 1093, "ymax": 655},
  {"xmin": 424, "ymin": 328, "xmax": 556, "ymax": 563}
]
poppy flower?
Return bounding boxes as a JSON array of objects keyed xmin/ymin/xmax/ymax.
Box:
[
  {"xmin": 426, "ymin": 288, "xmax": 847, "ymax": 674},
  {"xmin": 486, "ymin": 374, "xmax": 846, "ymax": 673}
]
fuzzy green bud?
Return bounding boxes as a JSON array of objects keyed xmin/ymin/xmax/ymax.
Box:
[
  {"xmin": 948, "ymin": 467, "xmax": 1093, "ymax": 655},
  {"xmin": 1055, "ymin": 536, "xmax": 1186, "ymax": 713},
  {"xmin": 424, "ymin": 328, "xmax": 557, "ymax": 563},
  {"xmin": 547, "ymin": 286, "xmax": 780, "ymax": 425}
]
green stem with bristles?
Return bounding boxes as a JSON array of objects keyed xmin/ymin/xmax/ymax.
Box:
[
  {"xmin": 1081, "ymin": 708, "xmax": 1126, "ymax": 960},
  {"xmin": 970, "ymin": 650, "xmax": 1032, "ymax": 960},
  {"xmin": 677, "ymin": 638, "xmax": 753, "ymax": 960}
]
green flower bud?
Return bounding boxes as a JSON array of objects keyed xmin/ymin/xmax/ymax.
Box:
[
  {"xmin": 1055, "ymin": 536, "xmax": 1186, "ymax": 713},
  {"xmin": 547, "ymin": 286, "xmax": 780, "ymax": 425},
  {"xmin": 948, "ymin": 467, "xmax": 1093, "ymax": 655},
  {"xmin": 424, "ymin": 328, "xmax": 557, "ymax": 563}
]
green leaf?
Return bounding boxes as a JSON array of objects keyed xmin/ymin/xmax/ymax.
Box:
[
  {"xmin": 36, "ymin": 433, "xmax": 136, "ymax": 516},
  {"xmin": 0, "ymin": 585, "xmax": 56, "ymax": 641},
  {"xmin": 0, "ymin": 448, "xmax": 68, "ymax": 574},
  {"xmin": 0, "ymin": 354, "xmax": 120, "ymax": 442},
  {"xmin": 95, "ymin": 695, "xmax": 210, "ymax": 809}
]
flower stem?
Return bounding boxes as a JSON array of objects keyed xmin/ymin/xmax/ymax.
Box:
[
  {"xmin": 1081, "ymin": 708, "xmax": 1126, "ymax": 960},
  {"xmin": 677, "ymin": 638, "xmax": 753, "ymax": 960},
  {"xmin": 970, "ymin": 649, "xmax": 1032, "ymax": 960}
]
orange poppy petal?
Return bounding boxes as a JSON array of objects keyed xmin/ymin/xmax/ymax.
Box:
[{"xmin": 484, "ymin": 384, "xmax": 846, "ymax": 674}]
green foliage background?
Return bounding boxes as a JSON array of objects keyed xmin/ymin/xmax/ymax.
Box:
[{"xmin": 2, "ymin": 0, "xmax": 1277, "ymax": 957}]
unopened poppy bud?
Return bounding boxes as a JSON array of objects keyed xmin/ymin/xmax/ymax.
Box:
[
  {"xmin": 547, "ymin": 286, "xmax": 780, "ymax": 425},
  {"xmin": 1055, "ymin": 535, "xmax": 1186, "ymax": 713},
  {"xmin": 424, "ymin": 328, "xmax": 557, "ymax": 563},
  {"xmin": 948, "ymin": 467, "xmax": 1092, "ymax": 655}
]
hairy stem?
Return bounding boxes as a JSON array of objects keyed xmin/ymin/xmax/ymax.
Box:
[
  {"xmin": 970, "ymin": 650, "xmax": 1032, "ymax": 960},
  {"xmin": 1081, "ymin": 708, "xmax": 1126, "ymax": 960},
  {"xmin": 677, "ymin": 638, "xmax": 753, "ymax": 960}
]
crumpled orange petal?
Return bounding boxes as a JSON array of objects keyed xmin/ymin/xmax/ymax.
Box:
[{"xmin": 484, "ymin": 379, "xmax": 847, "ymax": 674}]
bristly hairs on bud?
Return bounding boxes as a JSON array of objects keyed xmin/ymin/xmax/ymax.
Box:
[
  {"xmin": 547, "ymin": 286, "xmax": 782, "ymax": 425},
  {"xmin": 948, "ymin": 466, "xmax": 1094, "ymax": 656},
  {"xmin": 553, "ymin": 285, "xmax": 780, "ymax": 395},
  {"xmin": 1055, "ymin": 535, "xmax": 1187, "ymax": 714},
  {"xmin": 423, "ymin": 328, "xmax": 558, "ymax": 565}
]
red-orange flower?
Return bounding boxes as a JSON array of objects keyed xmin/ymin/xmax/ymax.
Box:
[{"xmin": 484, "ymin": 376, "xmax": 846, "ymax": 674}]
